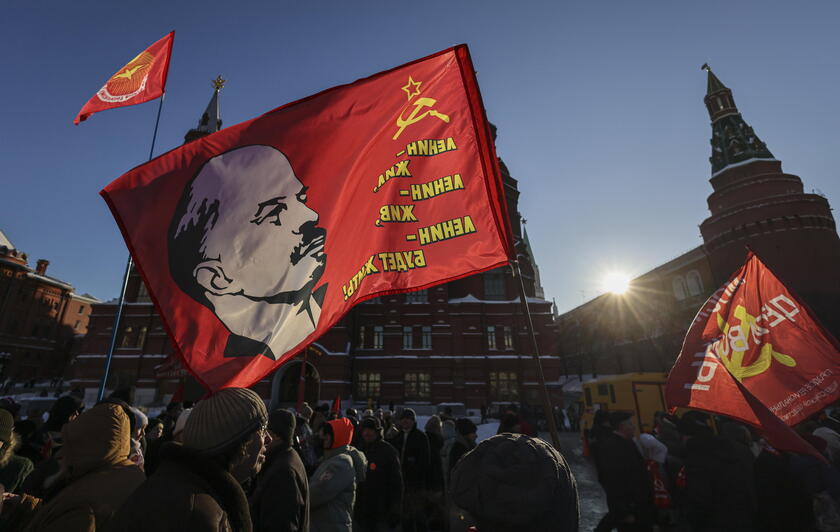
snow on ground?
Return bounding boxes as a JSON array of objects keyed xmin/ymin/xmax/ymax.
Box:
[{"xmin": 414, "ymin": 415, "xmax": 499, "ymax": 442}]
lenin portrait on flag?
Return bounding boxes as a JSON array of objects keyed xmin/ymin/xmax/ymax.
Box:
[{"xmin": 168, "ymin": 145, "xmax": 327, "ymax": 361}]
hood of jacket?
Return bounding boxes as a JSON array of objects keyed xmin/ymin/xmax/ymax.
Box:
[
  {"xmin": 63, "ymin": 402, "xmax": 132, "ymax": 479},
  {"xmin": 345, "ymin": 445, "xmax": 367, "ymax": 483},
  {"xmin": 327, "ymin": 418, "xmax": 354, "ymax": 449}
]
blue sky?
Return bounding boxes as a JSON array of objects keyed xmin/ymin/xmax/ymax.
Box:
[{"xmin": 2, "ymin": 1, "xmax": 839, "ymax": 313}]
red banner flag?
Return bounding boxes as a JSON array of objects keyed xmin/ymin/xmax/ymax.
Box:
[
  {"xmin": 332, "ymin": 396, "xmax": 341, "ymax": 417},
  {"xmin": 101, "ymin": 45, "xmax": 513, "ymax": 392},
  {"xmin": 74, "ymin": 32, "xmax": 174, "ymax": 125},
  {"xmin": 666, "ymin": 251, "xmax": 840, "ymax": 457}
]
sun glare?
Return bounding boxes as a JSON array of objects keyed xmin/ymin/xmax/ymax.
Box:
[{"xmin": 603, "ymin": 272, "xmax": 631, "ymax": 295}]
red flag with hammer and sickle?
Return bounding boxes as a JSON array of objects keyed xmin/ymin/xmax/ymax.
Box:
[
  {"xmin": 101, "ymin": 45, "xmax": 513, "ymax": 392},
  {"xmin": 666, "ymin": 251, "xmax": 840, "ymax": 458},
  {"xmin": 74, "ymin": 32, "xmax": 174, "ymax": 125}
]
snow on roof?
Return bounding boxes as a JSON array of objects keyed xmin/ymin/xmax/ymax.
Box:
[
  {"xmin": 711, "ymin": 157, "xmax": 778, "ymax": 179},
  {"xmin": 0, "ymin": 230, "xmax": 14, "ymax": 250},
  {"xmin": 448, "ymin": 294, "xmax": 550, "ymax": 305},
  {"xmin": 26, "ymin": 272, "xmax": 73, "ymax": 290}
]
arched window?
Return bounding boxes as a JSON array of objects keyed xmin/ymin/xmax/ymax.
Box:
[
  {"xmin": 686, "ymin": 270, "xmax": 704, "ymax": 297},
  {"xmin": 672, "ymin": 276, "xmax": 688, "ymax": 301}
]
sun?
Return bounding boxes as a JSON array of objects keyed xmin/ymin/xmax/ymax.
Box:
[{"xmin": 603, "ymin": 271, "xmax": 631, "ymax": 295}]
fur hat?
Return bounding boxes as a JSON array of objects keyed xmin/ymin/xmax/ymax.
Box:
[
  {"xmin": 451, "ymin": 433, "xmax": 579, "ymax": 531},
  {"xmin": 183, "ymin": 388, "xmax": 267, "ymax": 455},
  {"xmin": 0, "ymin": 409, "xmax": 14, "ymax": 443}
]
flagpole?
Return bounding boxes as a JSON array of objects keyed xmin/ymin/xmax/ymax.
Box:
[
  {"xmin": 97, "ymin": 94, "xmax": 167, "ymax": 401},
  {"xmin": 512, "ymin": 260, "xmax": 563, "ymax": 451}
]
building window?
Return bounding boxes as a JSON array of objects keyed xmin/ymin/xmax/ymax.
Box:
[
  {"xmin": 484, "ymin": 271, "xmax": 506, "ymax": 300},
  {"xmin": 74, "ymin": 320, "xmax": 81, "ymax": 330},
  {"xmin": 120, "ymin": 326, "xmax": 134, "ymax": 348},
  {"xmin": 406, "ymin": 289, "xmax": 428, "ymax": 303},
  {"xmin": 137, "ymin": 282, "xmax": 151, "ymax": 303},
  {"xmin": 405, "ymin": 372, "xmax": 430, "ymax": 400},
  {"xmin": 489, "ymin": 372, "xmax": 518, "ymax": 401},
  {"xmin": 672, "ymin": 276, "xmax": 688, "ymax": 301},
  {"xmin": 373, "ymin": 326, "xmax": 384, "ymax": 349},
  {"xmin": 78, "ymin": 304, "xmax": 84, "ymax": 314},
  {"xmin": 358, "ymin": 326, "xmax": 366, "ymax": 348},
  {"xmin": 503, "ymin": 326, "xmax": 514, "ymax": 350},
  {"xmin": 421, "ymin": 326, "xmax": 432, "ymax": 349},
  {"xmin": 137, "ymin": 326, "xmax": 148, "ymax": 348},
  {"xmin": 403, "ymin": 326, "xmax": 413, "ymax": 349},
  {"xmin": 356, "ymin": 372, "xmax": 381, "ymax": 398},
  {"xmin": 487, "ymin": 325, "xmax": 497, "ymax": 350},
  {"xmin": 686, "ymin": 270, "xmax": 704, "ymax": 297}
]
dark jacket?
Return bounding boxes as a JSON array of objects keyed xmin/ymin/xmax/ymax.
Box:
[
  {"xmin": 250, "ymin": 445, "xmax": 309, "ymax": 532},
  {"xmin": 447, "ymin": 434, "xmax": 474, "ymax": 484},
  {"xmin": 597, "ymin": 431, "xmax": 655, "ymax": 524},
  {"xmin": 388, "ymin": 426, "xmax": 430, "ymax": 490},
  {"xmin": 7, "ymin": 403, "xmax": 145, "ymax": 532},
  {"xmin": 108, "ymin": 443, "xmax": 252, "ymax": 532},
  {"xmin": 754, "ymin": 449, "xmax": 815, "ymax": 532},
  {"xmin": 681, "ymin": 434, "xmax": 756, "ymax": 532},
  {"xmin": 426, "ymin": 431, "xmax": 444, "ymax": 491},
  {"xmin": 354, "ymin": 437, "xmax": 402, "ymax": 525},
  {"xmin": 0, "ymin": 454, "xmax": 34, "ymax": 494}
]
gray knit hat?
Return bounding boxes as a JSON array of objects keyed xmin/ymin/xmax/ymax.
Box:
[{"xmin": 183, "ymin": 388, "xmax": 268, "ymax": 455}]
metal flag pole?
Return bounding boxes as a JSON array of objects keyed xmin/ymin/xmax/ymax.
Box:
[
  {"xmin": 97, "ymin": 94, "xmax": 167, "ymax": 401},
  {"xmin": 512, "ymin": 260, "xmax": 563, "ymax": 451}
]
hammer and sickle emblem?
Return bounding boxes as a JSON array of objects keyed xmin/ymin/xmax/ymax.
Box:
[{"xmin": 393, "ymin": 97, "xmax": 450, "ymax": 140}]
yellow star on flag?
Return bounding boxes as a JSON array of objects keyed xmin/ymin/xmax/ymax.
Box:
[{"xmin": 402, "ymin": 76, "xmax": 422, "ymax": 100}]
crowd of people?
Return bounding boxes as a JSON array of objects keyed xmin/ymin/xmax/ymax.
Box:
[
  {"xmin": 0, "ymin": 391, "xmax": 581, "ymax": 532},
  {"xmin": 587, "ymin": 408, "xmax": 840, "ymax": 532}
]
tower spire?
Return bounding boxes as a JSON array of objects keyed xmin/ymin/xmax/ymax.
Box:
[
  {"xmin": 703, "ymin": 65, "xmax": 774, "ymax": 175},
  {"xmin": 184, "ymin": 76, "xmax": 225, "ymax": 143}
]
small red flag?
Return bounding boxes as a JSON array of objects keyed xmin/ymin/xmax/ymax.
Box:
[
  {"xmin": 332, "ymin": 395, "xmax": 341, "ymax": 416},
  {"xmin": 101, "ymin": 45, "xmax": 513, "ymax": 392},
  {"xmin": 74, "ymin": 32, "xmax": 174, "ymax": 125},
  {"xmin": 666, "ymin": 251, "xmax": 840, "ymax": 458}
]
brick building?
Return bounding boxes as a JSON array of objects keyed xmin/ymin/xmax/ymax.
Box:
[
  {"xmin": 0, "ymin": 230, "xmax": 98, "ymax": 387},
  {"xmin": 70, "ymin": 84, "xmax": 563, "ymax": 409},
  {"xmin": 557, "ymin": 66, "xmax": 840, "ymax": 376}
]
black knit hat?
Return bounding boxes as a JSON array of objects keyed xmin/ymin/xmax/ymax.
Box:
[
  {"xmin": 455, "ymin": 418, "xmax": 477, "ymax": 436},
  {"xmin": 360, "ymin": 416, "xmax": 382, "ymax": 431},
  {"xmin": 268, "ymin": 409, "xmax": 296, "ymax": 447},
  {"xmin": 451, "ymin": 433, "xmax": 579, "ymax": 531}
]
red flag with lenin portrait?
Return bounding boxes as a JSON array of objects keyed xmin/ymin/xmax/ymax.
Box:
[
  {"xmin": 101, "ymin": 45, "xmax": 513, "ymax": 392},
  {"xmin": 75, "ymin": 31, "xmax": 174, "ymax": 125},
  {"xmin": 666, "ymin": 251, "xmax": 840, "ymax": 458}
]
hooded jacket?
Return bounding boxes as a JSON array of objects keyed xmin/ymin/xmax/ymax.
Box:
[
  {"xmin": 309, "ymin": 419, "xmax": 367, "ymax": 532},
  {"xmin": 11, "ymin": 403, "xmax": 145, "ymax": 532},
  {"xmin": 107, "ymin": 441, "xmax": 252, "ymax": 532}
]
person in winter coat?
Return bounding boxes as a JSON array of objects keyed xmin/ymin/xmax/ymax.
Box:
[
  {"xmin": 594, "ymin": 411, "xmax": 655, "ymax": 532},
  {"xmin": 677, "ymin": 412, "xmax": 755, "ymax": 532},
  {"xmin": 0, "ymin": 409, "xmax": 34, "ymax": 494},
  {"xmin": 387, "ymin": 408, "xmax": 430, "ymax": 532},
  {"xmin": 450, "ymin": 433, "xmax": 579, "ymax": 532},
  {"xmin": 354, "ymin": 416, "xmax": 402, "ymax": 532},
  {"xmin": 447, "ymin": 418, "xmax": 477, "ymax": 483},
  {"xmin": 754, "ymin": 442, "xmax": 816, "ymax": 531},
  {"xmin": 108, "ymin": 388, "xmax": 269, "ymax": 532},
  {"xmin": 424, "ymin": 415, "xmax": 444, "ymax": 492},
  {"xmin": 440, "ymin": 419, "xmax": 457, "ymax": 491},
  {"xmin": 309, "ymin": 418, "xmax": 367, "ymax": 532},
  {"xmin": 1, "ymin": 402, "xmax": 145, "ymax": 532},
  {"xmin": 295, "ymin": 404, "xmax": 318, "ymax": 475},
  {"xmin": 250, "ymin": 408, "xmax": 309, "ymax": 532}
]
